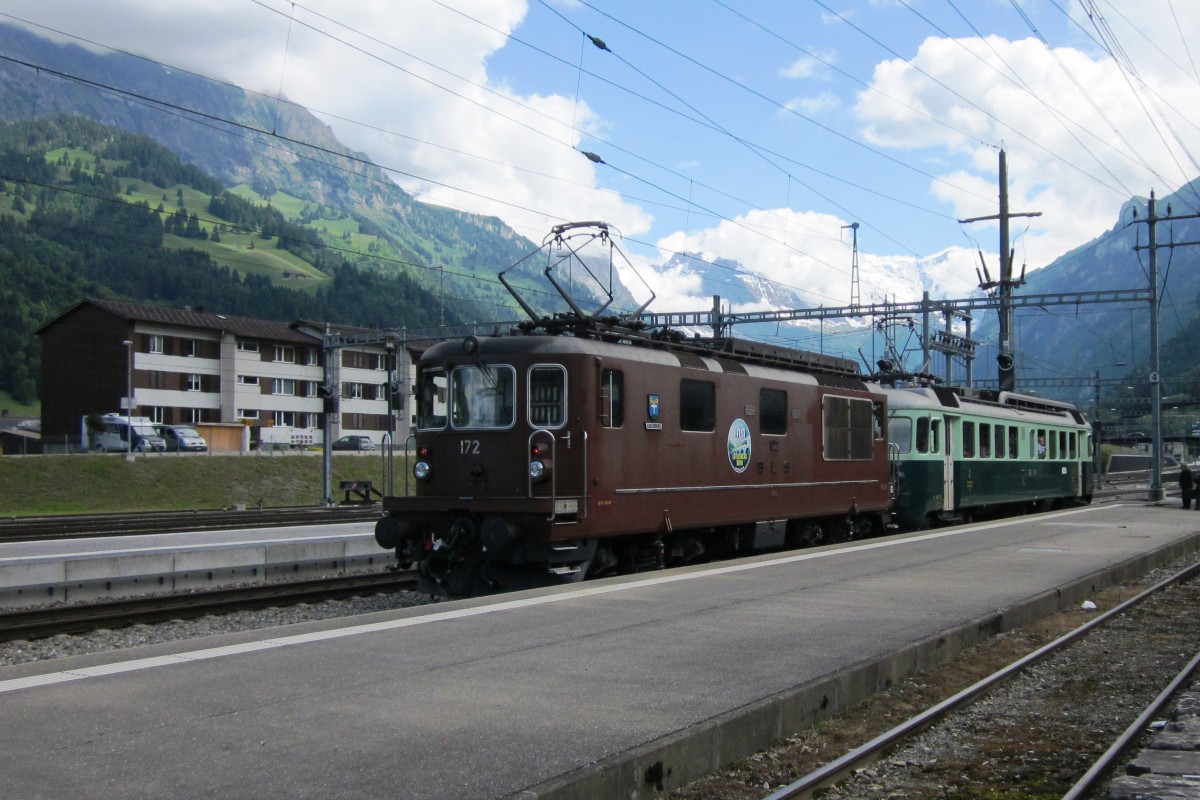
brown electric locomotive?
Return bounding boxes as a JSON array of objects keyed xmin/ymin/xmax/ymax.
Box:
[{"xmin": 374, "ymin": 222, "xmax": 895, "ymax": 596}]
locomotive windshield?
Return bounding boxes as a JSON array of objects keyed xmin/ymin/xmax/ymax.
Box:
[{"xmin": 451, "ymin": 365, "xmax": 516, "ymax": 429}]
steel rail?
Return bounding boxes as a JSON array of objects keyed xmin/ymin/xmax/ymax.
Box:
[
  {"xmin": 0, "ymin": 571, "xmax": 417, "ymax": 642},
  {"xmin": 1061, "ymin": 647, "xmax": 1200, "ymax": 800},
  {"xmin": 762, "ymin": 560, "xmax": 1200, "ymax": 800}
]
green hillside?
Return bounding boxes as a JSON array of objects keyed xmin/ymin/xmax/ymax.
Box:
[{"xmin": 0, "ymin": 115, "xmax": 486, "ymax": 403}]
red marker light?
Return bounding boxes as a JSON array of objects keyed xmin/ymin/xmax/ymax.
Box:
[{"xmin": 418, "ymin": 446, "xmax": 430, "ymax": 458}]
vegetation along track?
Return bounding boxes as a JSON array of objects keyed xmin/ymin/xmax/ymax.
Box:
[
  {"xmin": 0, "ymin": 505, "xmax": 380, "ymax": 542},
  {"xmin": 668, "ymin": 555, "xmax": 1200, "ymax": 800},
  {"xmin": 0, "ymin": 571, "xmax": 416, "ymax": 642}
]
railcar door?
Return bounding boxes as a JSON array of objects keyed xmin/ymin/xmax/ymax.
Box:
[{"xmin": 943, "ymin": 414, "xmax": 957, "ymax": 514}]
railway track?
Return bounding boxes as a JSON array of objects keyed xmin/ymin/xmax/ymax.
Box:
[
  {"xmin": 755, "ymin": 560, "xmax": 1200, "ymax": 799},
  {"xmin": 0, "ymin": 570, "xmax": 417, "ymax": 642},
  {"xmin": 0, "ymin": 505, "xmax": 380, "ymax": 542},
  {"xmin": 665, "ymin": 556, "xmax": 1200, "ymax": 800}
]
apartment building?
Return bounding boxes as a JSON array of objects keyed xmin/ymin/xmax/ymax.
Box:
[{"xmin": 38, "ymin": 298, "xmax": 414, "ymax": 453}]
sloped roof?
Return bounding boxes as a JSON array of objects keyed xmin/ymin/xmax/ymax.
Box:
[{"xmin": 40, "ymin": 298, "xmax": 319, "ymax": 344}]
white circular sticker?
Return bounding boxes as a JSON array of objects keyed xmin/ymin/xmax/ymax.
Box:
[{"xmin": 727, "ymin": 418, "xmax": 751, "ymax": 473}]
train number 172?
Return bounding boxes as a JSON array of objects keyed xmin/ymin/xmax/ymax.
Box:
[{"xmin": 459, "ymin": 439, "xmax": 481, "ymax": 455}]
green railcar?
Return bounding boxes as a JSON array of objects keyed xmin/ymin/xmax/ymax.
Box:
[{"xmin": 886, "ymin": 386, "xmax": 1093, "ymax": 530}]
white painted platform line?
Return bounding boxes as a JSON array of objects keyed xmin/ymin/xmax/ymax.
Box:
[{"xmin": 0, "ymin": 505, "xmax": 1116, "ymax": 696}]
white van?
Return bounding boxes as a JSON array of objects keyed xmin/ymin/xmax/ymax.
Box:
[{"xmin": 95, "ymin": 414, "xmax": 166, "ymax": 453}]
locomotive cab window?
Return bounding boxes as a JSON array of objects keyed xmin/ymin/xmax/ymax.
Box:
[
  {"xmin": 680, "ymin": 379, "xmax": 716, "ymax": 432},
  {"xmin": 823, "ymin": 396, "xmax": 873, "ymax": 461},
  {"xmin": 600, "ymin": 369, "xmax": 624, "ymax": 428},
  {"xmin": 450, "ymin": 364, "xmax": 515, "ymax": 429},
  {"xmin": 760, "ymin": 388, "xmax": 787, "ymax": 435},
  {"xmin": 528, "ymin": 366, "xmax": 566, "ymax": 429},
  {"xmin": 416, "ymin": 369, "xmax": 448, "ymax": 430}
]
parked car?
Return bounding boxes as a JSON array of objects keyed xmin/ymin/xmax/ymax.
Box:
[
  {"xmin": 94, "ymin": 413, "xmax": 166, "ymax": 453},
  {"xmin": 331, "ymin": 435, "xmax": 375, "ymax": 451},
  {"xmin": 155, "ymin": 424, "xmax": 208, "ymax": 452}
]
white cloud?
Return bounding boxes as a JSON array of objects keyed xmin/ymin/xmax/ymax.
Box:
[
  {"xmin": 784, "ymin": 91, "xmax": 841, "ymax": 116},
  {"xmin": 855, "ymin": 28, "xmax": 1200, "ymax": 271}
]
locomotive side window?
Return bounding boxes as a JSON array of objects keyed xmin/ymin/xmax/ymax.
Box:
[
  {"xmin": 1008, "ymin": 426, "xmax": 1018, "ymax": 459},
  {"xmin": 450, "ymin": 365, "xmax": 515, "ymax": 429},
  {"xmin": 962, "ymin": 421, "xmax": 975, "ymax": 458},
  {"xmin": 600, "ymin": 369, "xmax": 624, "ymax": 428},
  {"xmin": 528, "ymin": 366, "xmax": 566, "ymax": 429},
  {"xmin": 994, "ymin": 425, "xmax": 1005, "ymax": 459},
  {"xmin": 873, "ymin": 402, "xmax": 885, "ymax": 439},
  {"xmin": 760, "ymin": 388, "xmax": 787, "ymax": 435},
  {"xmin": 929, "ymin": 419, "xmax": 941, "ymax": 453},
  {"xmin": 822, "ymin": 396, "xmax": 873, "ymax": 460},
  {"xmin": 416, "ymin": 369, "xmax": 448, "ymax": 430},
  {"xmin": 1059, "ymin": 431, "xmax": 1068, "ymax": 459},
  {"xmin": 979, "ymin": 423, "xmax": 991, "ymax": 457},
  {"xmin": 1069, "ymin": 431, "xmax": 1077, "ymax": 459},
  {"xmin": 889, "ymin": 417, "xmax": 913, "ymax": 454},
  {"xmin": 680, "ymin": 379, "xmax": 716, "ymax": 432}
]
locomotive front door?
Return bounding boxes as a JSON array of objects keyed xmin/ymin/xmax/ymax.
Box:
[{"xmin": 942, "ymin": 414, "xmax": 957, "ymax": 513}]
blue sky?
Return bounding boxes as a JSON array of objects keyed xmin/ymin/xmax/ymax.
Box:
[{"xmin": 5, "ymin": 0, "xmax": 1200, "ymax": 313}]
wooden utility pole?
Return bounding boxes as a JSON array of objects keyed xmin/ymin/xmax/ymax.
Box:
[{"xmin": 960, "ymin": 149, "xmax": 1041, "ymax": 392}]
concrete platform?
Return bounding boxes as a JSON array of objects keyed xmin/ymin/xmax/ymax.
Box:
[
  {"xmin": 1, "ymin": 503, "xmax": 1199, "ymax": 800},
  {"xmin": 0, "ymin": 523, "xmax": 381, "ymax": 606}
]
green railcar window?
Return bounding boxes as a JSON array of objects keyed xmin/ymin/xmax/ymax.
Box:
[
  {"xmin": 963, "ymin": 421, "xmax": 976, "ymax": 458},
  {"xmin": 889, "ymin": 417, "xmax": 913, "ymax": 454}
]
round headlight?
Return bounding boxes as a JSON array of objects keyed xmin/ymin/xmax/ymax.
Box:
[
  {"xmin": 413, "ymin": 461, "xmax": 431, "ymax": 481},
  {"xmin": 529, "ymin": 460, "xmax": 545, "ymax": 481}
]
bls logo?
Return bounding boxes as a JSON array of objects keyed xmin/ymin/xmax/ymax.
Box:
[{"xmin": 647, "ymin": 394, "xmax": 660, "ymax": 421}]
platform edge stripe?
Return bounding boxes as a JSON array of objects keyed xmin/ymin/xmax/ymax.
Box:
[{"xmin": 0, "ymin": 672, "xmax": 82, "ymax": 692}]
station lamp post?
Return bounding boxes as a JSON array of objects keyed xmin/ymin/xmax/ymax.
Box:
[{"xmin": 122, "ymin": 339, "xmax": 133, "ymax": 456}]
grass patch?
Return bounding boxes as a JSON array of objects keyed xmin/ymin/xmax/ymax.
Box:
[{"xmin": 0, "ymin": 453, "xmax": 408, "ymax": 516}]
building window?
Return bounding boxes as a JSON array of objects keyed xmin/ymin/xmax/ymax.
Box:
[
  {"xmin": 347, "ymin": 382, "xmax": 365, "ymax": 399},
  {"xmin": 185, "ymin": 339, "xmax": 197, "ymax": 357},
  {"xmin": 274, "ymin": 345, "xmax": 295, "ymax": 364},
  {"xmin": 306, "ymin": 380, "xmax": 318, "ymax": 397},
  {"xmin": 306, "ymin": 348, "xmax": 319, "ymax": 366},
  {"xmin": 237, "ymin": 340, "xmax": 259, "ymax": 353},
  {"xmin": 149, "ymin": 335, "xmax": 164, "ymax": 354},
  {"xmin": 187, "ymin": 374, "xmax": 202, "ymax": 392},
  {"xmin": 148, "ymin": 406, "xmax": 165, "ymax": 423},
  {"xmin": 374, "ymin": 353, "xmax": 387, "ymax": 370},
  {"xmin": 189, "ymin": 408, "xmax": 205, "ymax": 424},
  {"xmin": 274, "ymin": 410, "xmax": 296, "ymax": 427},
  {"xmin": 299, "ymin": 412, "xmax": 317, "ymax": 429},
  {"xmin": 272, "ymin": 378, "xmax": 296, "ymax": 396},
  {"xmin": 237, "ymin": 375, "xmax": 260, "ymax": 386},
  {"xmin": 237, "ymin": 409, "xmax": 259, "ymax": 420},
  {"xmin": 149, "ymin": 371, "xmax": 166, "ymax": 389}
]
